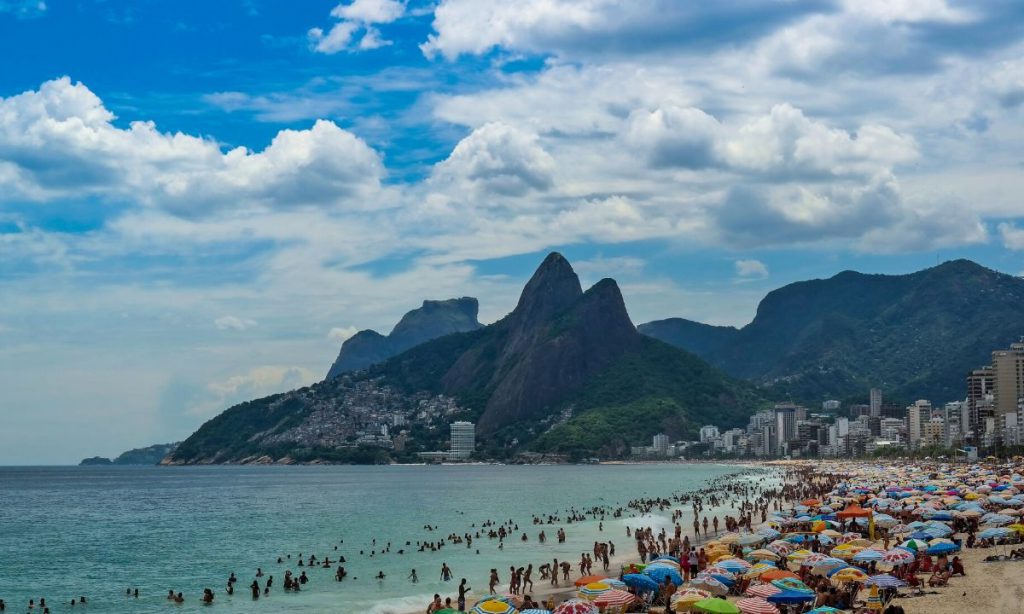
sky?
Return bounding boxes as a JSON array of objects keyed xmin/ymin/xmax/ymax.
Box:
[{"xmin": 1, "ymin": 0, "xmax": 1024, "ymax": 464}]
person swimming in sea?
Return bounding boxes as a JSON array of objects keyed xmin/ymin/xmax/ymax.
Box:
[
  {"xmin": 202, "ymin": 588, "xmax": 214, "ymax": 604},
  {"xmin": 408, "ymin": 569, "xmax": 418, "ymax": 582},
  {"xmin": 250, "ymin": 580, "xmax": 260, "ymax": 600}
]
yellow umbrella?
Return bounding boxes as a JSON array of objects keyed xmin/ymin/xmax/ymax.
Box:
[
  {"xmin": 831, "ymin": 568, "xmax": 869, "ymax": 583},
  {"xmin": 748, "ymin": 549, "xmax": 779, "ymax": 561},
  {"xmin": 821, "ymin": 529, "xmax": 842, "ymax": 538},
  {"xmin": 787, "ymin": 549, "xmax": 812, "ymax": 562}
]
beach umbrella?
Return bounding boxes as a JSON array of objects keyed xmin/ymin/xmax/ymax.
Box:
[
  {"xmin": 770, "ymin": 578, "xmax": 812, "ymax": 593},
  {"xmin": 645, "ymin": 565, "xmax": 683, "ymax": 585},
  {"xmin": 703, "ymin": 566, "xmax": 736, "ymax": 577},
  {"xmin": 745, "ymin": 583, "xmax": 781, "ymax": 598},
  {"xmin": 717, "ymin": 559, "xmax": 751, "ymax": 572},
  {"xmin": 743, "ymin": 563, "xmax": 777, "ymax": 579},
  {"xmin": 622, "ymin": 573, "xmax": 659, "ymax": 593},
  {"xmin": 926, "ymin": 542, "xmax": 959, "ymax": 555},
  {"xmin": 864, "ymin": 574, "xmax": 907, "ymax": 588},
  {"xmin": 739, "ymin": 533, "xmax": 767, "ymax": 546},
  {"xmin": 689, "ymin": 575, "xmax": 730, "ymax": 596},
  {"xmin": 852, "ymin": 549, "xmax": 885, "ymax": 563},
  {"xmin": 800, "ymin": 553, "xmax": 830, "ymax": 565},
  {"xmin": 747, "ymin": 549, "xmax": 779, "ymax": 561},
  {"xmin": 520, "ymin": 611, "xmax": 551, "ymax": 614},
  {"xmin": 766, "ymin": 590, "xmax": 815, "ymax": 605},
  {"xmin": 766, "ymin": 541, "xmax": 792, "ymax": 556},
  {"xmin": 809, "ymin": 558, "xmax": 847, "ymax": 575},
  {"xmin": 654, "ymin": 555, "xmax": 682, "ymax": 564},
  {"xmin": 603, "ymin": 578, "xmax": 626, "ymax": 589},
  {"xmin": 760, "ymin": 570, "xmax": 799, "ymax": 582},
  {"xmin": 573, "ymin": 575, "xmax": 607, "ymax": 587},
  {"xmin": 736, "ymin": 597, "xmax": 779, "ymax": 614},
  {"xmin": 471, "ymin": 599, "xmax": 518, "ymax": 614},
  {"xmin": 830, "ymin": 567, "xmax": 869, "ymax": 583},
  {"xmin": 673, "ymin": 588, "xmax": 712, "ymax": 609},
  {"xmin": 692, "ymin": 598, "xmax": 741, "ymax": 614},
  {"xmin": 577, "ymin": 582, "xmax": 612, "ymax": 600},
  {"xmin": 593, "ymin": 589, "xmax": 635, "ymax": 609},
  {"xmin": 900, "ymin": 539, "xmax": 929, "ymax": 551},
  {"xmin": 882, "ymin": 548, "xmax": 914, "ymax": 564},
  {"xmin": 552, "ymin": 599, "xmax": 598, "ymax": 614}
]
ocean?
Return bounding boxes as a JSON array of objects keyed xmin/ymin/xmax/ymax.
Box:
[{"xmin": 0, "ymin": 463, "xmax": 765, "ymax": 613}]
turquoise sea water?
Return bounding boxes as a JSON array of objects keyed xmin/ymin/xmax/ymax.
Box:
[{"xmin": 0, "ymin": 464, "xmax": 763, "ymax": 613}]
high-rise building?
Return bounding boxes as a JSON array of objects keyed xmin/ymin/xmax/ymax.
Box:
[
  {"xmin": 775, "ymin": 406, "xmax": 797, "ymax": 451},
  {"xmin": 992, "ymin": 342, "xmax": 1024, "ymax": 417},
  {"xmin": 450, "ymin": 421, "xmax": 475, "ymax": 459},
  {"xmin": 967, "ymin": 366, "xmax": 996, "ymax": 442},
  {"xmin": 906, "ymin": 400, "xmax": 931, "ymax": 448},
  {"xmin": 699, "ymin": 425, "xmax": 720, "ymax": 443},
  {"xmin": 652, "ymin": 433, "xmax": 669, "ymax": 455},
  {"xmin": 870, "ymin": 388, "xmax": 882, "ymax": 417}
]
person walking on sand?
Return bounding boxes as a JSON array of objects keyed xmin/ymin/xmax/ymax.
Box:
[
  {"xmin": 488, "ymin": 569, "xmax": 499, "ymax": 594},
  {"xmin": 523, "ymin": 564, "xmax": 534, "ymax": 592}
]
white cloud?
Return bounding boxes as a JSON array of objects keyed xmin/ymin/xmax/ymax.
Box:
[
  {"xmin": 624, "ymin": 105, "xmax": 721, "ymax": 169},
  {"xmin": 214, "ymin": 315, "xmax": 257, "ymax": 331},
  {"xmin": 430, "ymin": 122, "xmax": 555, "ymax": 198},
  {"xmin": 327, "ymin": 326, "xmax": 359, "ymax": 342},
  {"xmin": 0, "ymin": 78, "xmax": 386, "ymax": 216},
  {"xmin": 310, "ymin": 0, "xmax": 405, "ymax": 54},
  {"xmin": 734, "ymin": 259, "xmax": 768, "ymax": 279},
  {"xmin": 999, "ymin": 223, "xmax": 1024, "ymax": 250}
]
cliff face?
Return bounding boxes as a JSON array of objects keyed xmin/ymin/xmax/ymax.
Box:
[
  {"xmin": 441, "ymin": 254, "xmax": 642, "ymax": 433},
  {"xmin": 326, "ymin": 297, "xmax": 482, "ymax": 378}
]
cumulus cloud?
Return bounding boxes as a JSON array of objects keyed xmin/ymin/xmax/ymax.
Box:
[
  {"xmin": 327, "ymin": 326, "xmax": 359, "ymax": 342},
  {"xmin": 624, "ymin": 105, "xmax": 721, "ymax": 169},
  {"xmin": 735, "ymin": 259, "xmax": 769, "ymax": 279},
  {"xmin": 214, "ymin": 315, "xmax": 257, "ymax": 331},
  {"xmin": 421, "ymin": 0, "xmax": 827, "ymax": 60},
  {"xmin": 309, "ymin": 0, "xmax": 405, "ymax": 54},
  {"xmin": 0, "ymin": 78, "xmax": 385, "ymax": 216},
  {"xmin": 430, "ymin": 122, "xmax": 555, "ymax": 198}
]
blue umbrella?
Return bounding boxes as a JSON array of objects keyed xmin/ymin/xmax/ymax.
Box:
[
  {"xmin": 767, "ymin": 589, "xmax": 816, "ymax": 604},
  {"xmin": 644, "ymin": 566, "xmax": 683, "ymax": 585},
  {"xmin": 926, "ymin": 542, "xmax": 960, "ymax": 555},
  {"xmin": 622, "ymin": 573, "xmax": 659, "ymax": 593},
  {"xmin": 653, "ymin": 555, "xmax": 680, "ymax": 563}
]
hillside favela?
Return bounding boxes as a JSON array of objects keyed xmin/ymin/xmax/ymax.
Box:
[{"xmin": 4, "ymin": 3, "xmax": 1024, "ymax": 614}]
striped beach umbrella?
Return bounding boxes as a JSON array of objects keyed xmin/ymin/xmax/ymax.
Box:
[
  {"xmin": 520, "ymin": 610, "xmax": 551, "ymax": 614},
  {"xmin": 770, "ymin": 578, "xmax": 812, "ymax": 593},
  {"xmin": 577, "ymin": 581, "xmax": 612, "ymax": 600},
  {"xmin": 746, "ymin": 549, "xmax": 779, "ymax": 561},
  {"xmin": 744, "ymin": 583, "xmax": 781, "ymax": 598},
  {"xmin": 737, "ymin": 597, "xmax": 779, "ymax": 614},
  {"xmin": 830, "ymin": 567, "xmax": 869, "ymax": 583},
  {"xmin": 471, "ymin": 599, "xmax": 517, "ymax": 614},
  {"xmin": 717, "ymin": 558, "xmax": 752, "ymax": 572},
  {"xmin": 864, "ymin": 574, "xmax": 907, "ymax": 588},
  {"xmin": 593, "ymin": 589, "xmax": 635, "ymax": 608}
]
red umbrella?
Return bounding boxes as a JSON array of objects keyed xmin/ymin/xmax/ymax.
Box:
[
  {"xmin": 593, "ymin": 589, "xmax": 636, "ymax": 608},
  {"xmin": 737, "ymin": 597, "xmax": 780, "ymax": 614}
]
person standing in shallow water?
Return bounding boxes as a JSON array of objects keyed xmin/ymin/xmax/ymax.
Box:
[
  {"xmin": 458, "ymin": 578, "xmax": 471, "ymax": 611},
  {"xmin": 250, "ymin": 580, "xmax": 260, "ymax": 600},
  {"xmin": 440, "ymin": 562, "xmax": 452, "ymax": 581}
]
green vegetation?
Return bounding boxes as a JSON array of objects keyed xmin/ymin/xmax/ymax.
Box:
[{"xmin": 641, "ymin": 259, "xmax": 1024, "ymax": 404}]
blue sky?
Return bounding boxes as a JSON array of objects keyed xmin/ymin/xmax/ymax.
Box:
[{"xmin": 2, "ymin": 0, "xmax": 1024, "ymax": 463}]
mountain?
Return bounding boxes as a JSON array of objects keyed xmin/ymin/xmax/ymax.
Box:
[
  {"xmin": 79, "ymin": 442, "xmax": 180, "ymax": 466},
  {"xmin": 639, "ymin": 259, "xmax": 1024, "ymax": 403},
  {"xmin": 168, "ymin": 253, "xmax": 763, "ymax": 464},
  {"xmin": 326, "ymin": 297, "xmax": 482, "ymax": 378}
]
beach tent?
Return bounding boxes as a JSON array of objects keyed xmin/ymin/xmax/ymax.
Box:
[{"xmin": 836, "ymin": 504, "xmax": 875, "ymax": 539}]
